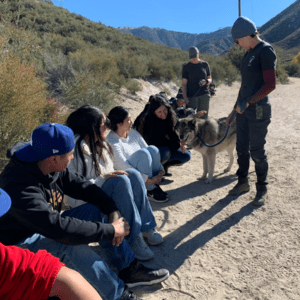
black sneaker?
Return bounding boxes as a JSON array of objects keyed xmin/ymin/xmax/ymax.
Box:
[
  {"xmin": 155, "ymin": 184, "xmax": 168, "ymax": 196},
  {"xmin": 119, "ymin": 260, "xmax": 169, "ymax": 288},
  {"xmin": 147, "ymin": 187, "xmax": 169, "ymax": 203},
  {"xmin": 120, "ymin": 286, "xmax": 143, "ymax": 300}
]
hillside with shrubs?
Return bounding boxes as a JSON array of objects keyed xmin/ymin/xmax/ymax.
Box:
[{"xmin": 1, "ymin": 0, "xmax": 300, "ymax": 168}]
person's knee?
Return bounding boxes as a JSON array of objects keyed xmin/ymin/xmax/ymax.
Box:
[
  {"xmin": 182, "ymin": 151, "xmax": 192, "ymax": 163},
  {"xmin": 158, "ymin": 147, "xmax": 171, "ymax": 162},
  {"xmin": 147, "ymin": 145, "xmax": 160, "ymax": 156},
  {"xmin": 136, "ymin": 148, "xmax": 152, "ymax": 163},
  {"xmin": 115, "ymin": 174, "xmax": 131, "ymax": 188},
  {"xmin": 237, "ymin": 150, "xmax": 250, "ymax": 159},
  {"xmin": 251, "ymin": 150, "xmax": 267, "ymax": 164},
  {"xmin": 125, "ymin": 168, "xmax": 142, "ymax": 181}
]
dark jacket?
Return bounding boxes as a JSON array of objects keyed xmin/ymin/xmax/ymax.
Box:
[
  {"xmin": 0, "ymin": 144, "xmax": 118, "ymax": 246},
  {"xmin": 142, "ymin": 115, "xmax": 180, "ymax": 152}
]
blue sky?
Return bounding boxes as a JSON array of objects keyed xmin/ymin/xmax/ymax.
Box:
[{"xmin": 54, "ymin": 0, "xmax": 296, "ymax": 34}]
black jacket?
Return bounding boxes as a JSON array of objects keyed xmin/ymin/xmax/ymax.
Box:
[
  {"xmin": 142, "ymin": 115, "xmax": 180, "ymax": 153},
  {"xmin": 0, "ymin": 144, "xmax": 118, "ymax": 246}
]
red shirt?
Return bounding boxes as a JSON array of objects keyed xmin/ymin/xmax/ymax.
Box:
[{"xmin": 0, "ymin": 243, "xmax": 64, "ymax": 299}]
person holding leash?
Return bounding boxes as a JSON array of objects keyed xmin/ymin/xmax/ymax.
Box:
[
  {"xmin": 226, "ymin": 16, "xmax": 277, "ymax": 206},
  {"xmin": 182, "ymin": 46, "xmax": 212, "ymax": 119},
  {"xmin": 0, "ymin": 123, "xmax": 169, "ymax": 300}
]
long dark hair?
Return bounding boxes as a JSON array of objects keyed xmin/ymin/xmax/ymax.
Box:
[
  {"xmin": 136, "ymin": 94, "xmax": 177, "ymax": 134},
  {"xmin": 107, "ymin": 106, "xmax": 129, "ymax": 132},
  {"xmin": 66, "ymin": 105, "xmax": 113, "ymax": 177}
]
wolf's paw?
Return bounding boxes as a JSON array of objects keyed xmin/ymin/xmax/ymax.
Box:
[
  {"xmin": 205, "ymin": 178, "xmax": 213, "ymax": 184},
  {"xmin": 224, "ymin": 167, "xmax": 231, "ymax": 173}
]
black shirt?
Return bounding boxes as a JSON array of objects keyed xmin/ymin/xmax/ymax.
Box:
[
  {"xmin": 238, "ymin": 41, "xmax": 277, "ymax": 105},
  {"xmin": 182, "ymin": 61, "xmax": 211, "ymax": 97}
]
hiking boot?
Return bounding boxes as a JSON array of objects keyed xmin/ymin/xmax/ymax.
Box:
[
  {"xmin": 143, "ymin": 228, "xmax": 163, "ymax": 246},
  {"xmin": 147, "ymin": 187, "xmax": 169, "ymax": 203},
  {"xmin": 252, "ymin": 189, "xmax": 267, "ymax": 206},
  {"xmin": 120, "ymin": 286, "xmax": 143, "ymax": 300},
  {"xmin": 131, "ymin": 233, "xmax": 154, "ymax": 261},
  {"xmin": 119, "ymin": 259, "xmax": 169, "ymax": 288},
  {"xmin": 228, "ymin": 182, "xmax": 250, "ymax": 196}
]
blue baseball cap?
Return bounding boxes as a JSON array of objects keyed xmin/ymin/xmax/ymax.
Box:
[
  {"xmin": 15, "ymin": 123, "xmax": 75, "ymax": 162},
  {"xmin": 231, "ymin": 16, "xmax": 258, "ymax": 40},
  {"xmin": 0, "ymin": 189, "xmax": 11, "ymax": 217}
]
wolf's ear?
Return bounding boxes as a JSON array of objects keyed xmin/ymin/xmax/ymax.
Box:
[
  {"xmin": 188, "ymin": 118, "xmax": 196, "ymax": 130},
  {"xmin": 174, "ymin": 120, "xmax": 179, "ymax": 130},
  {"xmin": 149, "ymin": 95, "xmax": 155, "ymax": 103}
]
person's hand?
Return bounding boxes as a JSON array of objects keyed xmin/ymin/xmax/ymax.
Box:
[
  {"xmin": 200, "ymin": 79, "xmax": 208, "ymax": 86},
  {"xmin": 104, "ymin": 170, "xmax": 128, "ymax": 180},
  {"xmin": 184, "ymin": 98, "xmax": 189, "ymax": 105},
  {"xmin": 158, "ymin": 169, "xmax": 165, "ymax": 177},
  {"xmin": 180, "ymin": 144, "xmax": 187, "ymax": 153},
  {"xmin": 111, "ymin": 217, "xmax": 130, "ymax": 247},
  {"xmin": 177, "ymin": 99, "xmax": 185, "ymax": 107},
  {"xmin": 180, "ymin": 140, "xmax": 187, "ymax": 153},
  {"xmin": 226, "ymin": 110, "xmax": 237, "ymax": 126},
  {"xmin": 236, "ymin": 103, "xmax": 249, "ymax": 114},
  {"xmin": 196, "ymin": 110, "xmax": 207, "ymax": 118},
  {"xmin": 236, "ymin": 97, "xmax": 250, "ymax": 114},
  {"xmin": 146, "ymin": 174, "xmax": 163, "ymax": 185}
]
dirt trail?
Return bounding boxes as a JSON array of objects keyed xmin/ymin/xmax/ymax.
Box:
[{"xmin": 115, "ymin": 78, "xmax": 300, "ymax": 300}]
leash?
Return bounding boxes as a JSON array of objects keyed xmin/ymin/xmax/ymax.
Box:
[
  {"xmin": 184, "ymin": 81, "xmax": 237, "ymax": 148},
  {"xmin": 196, "ymin": 110, "xmax": 237, "ymax": 148}
]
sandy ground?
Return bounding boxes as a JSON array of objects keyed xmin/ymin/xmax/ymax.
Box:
[{"xmin": 114, "ymin": 77, "xmax": 300, "ymax": 300}]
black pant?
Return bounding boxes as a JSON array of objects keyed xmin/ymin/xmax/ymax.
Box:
[{"xmin": 236, "ymin": 104, "xmax": 271, "ymax": 191}]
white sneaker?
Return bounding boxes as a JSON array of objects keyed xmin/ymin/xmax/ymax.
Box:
[
  {"xmin": 143, "ymin": 228, "xmax": 163, "ymax": 246},
  {"xmin": 131, "ymin": 233, "xmax": 154, "ymax": 261}
]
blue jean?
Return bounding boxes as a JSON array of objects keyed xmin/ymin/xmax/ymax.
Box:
[
  {"xmin": 126, "ymin": 146, "xmax": 162, "ymax": 190},
  {"xmin": 16, "ymin": 204, "xmax": 136, "ymax": 300},
  {"xmin": 236, "ymin": 104, "xmax": 271, "ymax": 190},
  {"xmin": 101, "ymin": 168, "xmax": 156, "ymax": 245},
  {"xmin": 158, "ymin": 146, "xmax": 191, "ymax": 165}
]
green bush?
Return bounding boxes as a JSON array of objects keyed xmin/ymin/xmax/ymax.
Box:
[
  {"xmin": 209, "ymin": 56, "xmax": 239, "ymax": 85},
  {"xmin": 284, "ymin": 62, "xmax": 300, "ymax": 77},
  {"xmin": 40, "ymin": 98, "xmax": 69, "ymax": 124},
  {"xmin": 125, "ymin": 79, "xmax": 142, "ymax": 95},
  {"xmin": 225, "ymin": 44, "xmax": 246, "ymax": 70}
]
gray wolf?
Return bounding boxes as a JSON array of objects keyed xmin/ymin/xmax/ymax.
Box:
[
  {"xmin": 175, "ymin": 117, "xmax": 236, "ymax": 183},
  {"xmin": 175, "ymin": 107, "xmax": 197, "ymax": 118}
]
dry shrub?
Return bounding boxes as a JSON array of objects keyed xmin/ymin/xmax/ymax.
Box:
[
  {"xmin": 0, "ymin": 55, "xmax": 48, "ymax": 161},
  {"xmin": 292, "ymin": 52, "xmax": 300, "ymax": 65}
]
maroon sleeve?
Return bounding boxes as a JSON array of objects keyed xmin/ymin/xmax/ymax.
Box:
[{"xmin": 250, "ymin": 70, "xmax": 276, "ymax": 103}]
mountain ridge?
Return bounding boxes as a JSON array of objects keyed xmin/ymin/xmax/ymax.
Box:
[{"xmin": 118, "ymin": 0, "xmax": 300, "ymax": 55}]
